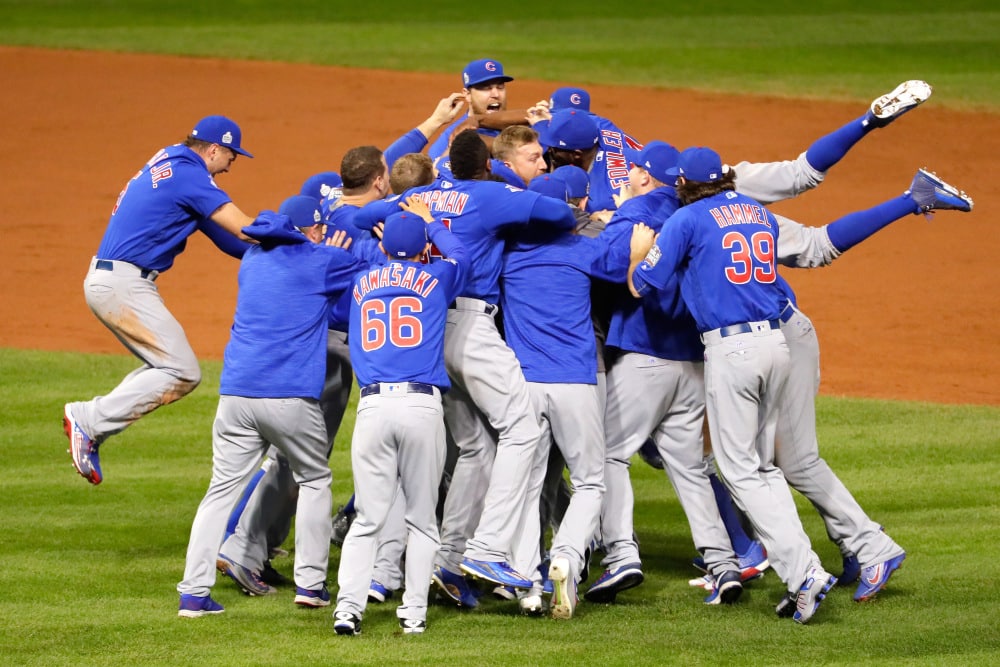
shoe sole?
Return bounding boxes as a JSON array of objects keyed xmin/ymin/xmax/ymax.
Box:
[
  {"xmin": 334, "ymin": 624, "xmax": 360, "ymax": 635},
  {"xmin": 871, "ymin": 80, "xmax": 932, "ymax": 120},
  {"xmin": 216, "ymin": 557, "xmax": 275, "ymax": 597},
  {"xmin": 583, "ymin": 569, "xmax": 644, "ymax": 603},
  {"xmin": 431, "ymin": 572, "xmax": 477, "ymax": 608},
  {"xmin": 740, "ymin": 559, "xmax": 769, "ymax": 582},
  {"xmin": 295, "ymin": 595, "xmax": 331, "ymax": 607},
  {"xmin": 177, "ymin": 608, "xmax": 225, "ymax": 618},
  {"xmin": 459, "ymin": 562, "xmax": 532, "ymax": 589},
  {"xmin": 915, "ymin": 169, "xmax": 974, "ymax": 212},
  {"xmin": 793, "ymin": 573, "xmax": 837, "ymax": 624},
  {"xmin": 854, "ymin": 555, "xmax": 905, "ymax": 602},
  {"xmin": 64, "ymin": 406, "xmax": 101, "ymax": 485},
  {"xmin": 549, "ymin": 558, "xmax": 575, "ymax": 620}
]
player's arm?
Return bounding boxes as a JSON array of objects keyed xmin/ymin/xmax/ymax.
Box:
[
  {"xmin": 353, "ymin": 197, "xmax": 400, "ymax": 232},
  {"xmin": 197, "ymin": 217, "xmax": 253, "ymax": 258},
  {"xmin": 473, "ymin": 108, "xmax": 532, "ymax": 130},
  {"xmin": 627, "ymin": 223, "xmax": 658, "ymax": 297},
  {"xmin": 385, "ymin": 94, "xmax": 467, "ymax": 169},
  {"xmin": 401, "ymin": 194, "xmax": 470, "ymax": 291},
  {"xmin": 209, "ymin": 202, "xmax": 257, "ymax": 242}
]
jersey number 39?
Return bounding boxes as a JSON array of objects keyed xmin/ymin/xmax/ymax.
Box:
[
  {"xmin": 360, "ymin": 296, "xmax": 424, "ymax": 352},
  {"xmin": 722, "ymin": 231, "xmax": 776, "ymax": 285}
]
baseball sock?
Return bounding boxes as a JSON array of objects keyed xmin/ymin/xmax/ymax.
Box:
[
  {"xmin": 804, "ymin": 114, "xmax": 872, "ymax": 173},
  {"xmin": 225, "ymin": 465, "xmax": 269, "ymax": 540},
  {"xmin": 826, "ymin": 196, "xmax": 916, "ymax": 252},
  {"xmin": 709, "ymin": 472, "xmax": 755, "ymax": 556}
]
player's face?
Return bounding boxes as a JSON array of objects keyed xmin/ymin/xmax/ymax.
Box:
[
  {"xmin": 466, "ymin": 80, "xmax": 507, "ymax": 115},
  {"xmin": 506, "ymin": 141, "xmax": 547, "ymax": 184},
  {"xmin": 207, "ymin": 144, "xmax": 238, "ymax": 176}
]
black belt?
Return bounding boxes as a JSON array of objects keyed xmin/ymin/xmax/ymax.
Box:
[
  {"xmin": 95, "ymin": 259, "xmax": 157, "ymax": 281},
  {"xmin": 360, "ymin": 382, "xmax": 437, "ymax": 398},
  {"xmin": 718, "ymin": 319, "xmax": 781, "ymax": 338},
  {"xmin": 449, "ymin": 297, "xmax": 498, "ymax": 316}
]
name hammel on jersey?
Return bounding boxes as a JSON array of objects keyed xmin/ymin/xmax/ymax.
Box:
[
  {"xmin": 709, "ymin": 193, "xmax": 772, "ymax": 229},
  {"xmin": 352, "ymin": 262, "xmax": 448, "ymax": 303}
]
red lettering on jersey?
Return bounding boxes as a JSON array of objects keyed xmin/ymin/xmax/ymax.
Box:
[
  {"xmin": 720, "ymin": 205, "xmax": 737, "ymax": 226},
  {"xmin": 389, "ymin": 263, "xmax": 403, "ymax": 287},
  {"xmin": 710, "ymin": 208, "xmax": 728, "ymax": 228},
  {"xmin": 412, "ymin": 271, "xmax": 432, "ymax": 294},
  {"xmin": 379, "ymin": 266, "xmax": 392, "ymax": 288},
  {"xmin": 727, "ymin": 204, "xmax": 746, "ymax": 225},
  {"xmin": 623, "ymin": 133, "xmax": 644, "ymax": 151},
  {"xmin": 601, "ymin": 130, "xmax": 623, "ymax": 150},
  {"xmin": 353, "ymin": 284, "xmax": 363, "ymax": 305},
  {"xmin": 150, "ymin": 162, "xmax": 173, "ymax": 189},
  {"xmin": 420, "ymin": 277, "xmax": 439, "ymax": 298},
  {"xmin": 400, "ymin": 265, "xmax": 417, "ymax": 291},
  {"xmin": 428, "ymin": 218, "xmax": 453, "ymax": 260}
]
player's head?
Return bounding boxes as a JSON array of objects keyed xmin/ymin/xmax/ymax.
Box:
[
  {"xmin": 186, "ymin": 115, "xmax": 253, "ymax": 175},
  {"xmin": 380, "ymin": 211, "xmax": 429, "ymax": 260},
  {"xmin": 628, "ymin": 140, "xmax": 680, "ymax": 195},
  {"xmin": 549, "ymin": 87, "xmax": 591, "ymax": 112},
  {"xmin": 279, "ymin": 195, "xmax": 325, "ymax": 243},
  {"xmin": 390, "ymin": 153, "xmax": 435, "ymax": 195},
  {"xmin": 462, "ymin": 58, "xmax": 513, "ymax": 116},
  {"xmin": 670, "ymin": 146, "xmax": 736, "ymax": 205},
  {"xmin": 449, "ymin": 129, "xmax": 491, "ymax": 181},
  {"xmin": 552, "ymin": 164, "xmax": 590, "ymax": 208},
  {"xmin": 538, "ymin": 110, "xmax": 600, "ymax": 171},
  {"xmin": 340, "ymin": 146, "xmax": 389, "ymax": 200},
  {"xmin": 493, "ymin": 125, "xmax": 546, "ymax": 186},
  {"xmin": 300, "ymin": 171, "xmax": 343, "ymax": 203}
]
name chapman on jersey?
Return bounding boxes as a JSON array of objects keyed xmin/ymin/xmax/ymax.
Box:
[{"xmin": 353, "ymin": 263, "xmax": 440, "ymax": 303}]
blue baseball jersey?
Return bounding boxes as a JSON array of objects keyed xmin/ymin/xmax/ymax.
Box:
[
  {"xmin": 96, "ymin": 144, "xmax": 233, "ymax": 272},
  {"xmin": 220, "ymin": 213, "xmax": 367, "ymax": 400},
  {"xmin": 501, "ymin": 228, "xmax": 629, "ymax": 384},
  {"xmin": 586, "ymin": 117, "xmax": 644, "ymax": 214},
  {"xmin": 354, "ymin": 178, "xmax": 575, "ymax": 304},
  {"xmin": 349, "ymin": 222, "xmax": 468, "ymax": 390},
  {"xmin": 633, "ymin": 190, "xmax": 785, "ymax": 332},
  {"xmin": 320, "ymin": 202, "xmax": 382, "ymax": 331},
  {"xmin": 602, "ymin": 187, "xmax": 703, "ymax": 361}
]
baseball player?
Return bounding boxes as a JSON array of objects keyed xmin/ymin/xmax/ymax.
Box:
[
  {"xmin": 64, "ymin": 115, "xmax": 256, "ymax": 485},
  {"xmin": 490, "ymin": 125, "xmax": 549, "ymax": 188},
  {"xmin": 501, "ymin": 189, "xmax": 633, "ymax": 619},
  {"xmin": 177, "ymin": 195, "xmax": 366, "ymax": 617},
  {"xmin": 629, "ymin": 146, "xmax": 837, "ymax": 624},
  {"xmin": 333, "ymin": 198, "xmax": 469, "ymax": 636}
]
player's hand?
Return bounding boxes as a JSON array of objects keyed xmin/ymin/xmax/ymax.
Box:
[
  {"xmin": 629, "ymin": 223, "xmax": 656, "ymax": 262},
  {"xmin": 613, "ymin": 184, "xmax": 634, "ymax": 207},
  {"xmin": 372, "ymin": 222, "xmax": 384, "ymax": 240},
  {"xmin": 325, "ymin": 229, "xmax": 353, "ymax": 250},
  {"xmin": 431, "ymin": 93, "xmax": 466, "ymax": 125},
  {"xmin": 400, "ymin": 194, "xmax": 435, "ymax": 223},
  {"xmin": 526, "ymin": 101, "xmax": 552, "ymax": 126}
]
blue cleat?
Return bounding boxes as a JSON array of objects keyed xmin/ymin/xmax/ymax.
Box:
[
  {"xmin": 583, "ymin": 562, "xmax": 644, "ymax": 603},
  {"xmin": 367, "ymin": 580, "xmax": 393, "ymax": 604},
  {"xmin": 432, "ymin": 566, "xmax": 479, "ymax": 608},
  {"xmin": 737, "ymin": 540, "xmax": 769, "ymax": 582},
  {"xmin": 216, "ymin": 553, "xmax": 276, "ymax": 596},
  {"xmin": 854, "ymin": 553, "xmax": 905, "ymax": 602},
  {"xmin": 704, "ymin": 570, "xmax": 743, "ymax": 605},
  {"xmin": 793, "ymin": 566, "xmax": 837, "ymax": 624},
  {"xmin": 460, "ymin": 558, "xmax": 533, "ymax": 589},
  {"xmin": 908, "ymin": 169, "xmax": 973, "ymax": 214},
  {"xmin": 178, "ymin": 593, "xmax": 225, "ymax": 618},
  {"xmin": 295, "ymin": 585, "xmax": 331, "ymax": 607},
  {"xmin": 838, "ymin": 553, "xmax": 861, "ymax": 587}
]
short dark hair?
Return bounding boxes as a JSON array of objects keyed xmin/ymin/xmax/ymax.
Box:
[
  {"xmin": 449, "ymin": 129, "xmax": 490, "ymax": 180},
  {"xmin": 390, "ymin": 153, "xmax": 435, "ymax": 194},
  {"xmin": 183, "ymin": 136, "xmax": 214, "ymax": 152},
  {"xmin": 340, "ymin": 145, "xmax": 385, "ymax": 192},
  {"xmin": 676, "ymin": 169, "xmax": 737, "ymax": 206}
]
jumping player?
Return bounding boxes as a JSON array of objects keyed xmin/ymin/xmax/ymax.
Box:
[
  {"xmin": 333, "ymin": 198, "xmax": 469, "ymax": 636},
  {"xmin": 64, "ymin": 115, "xmax": 256, "ymax": 485}
]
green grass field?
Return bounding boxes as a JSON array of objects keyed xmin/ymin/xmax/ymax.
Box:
[
  {"xmin": 1, "ymin": 349, "xmax": 998, "ymax": 666},
  {"xmin": 2, "ymin": 3, "xmax": 999, "ymax": 665}
]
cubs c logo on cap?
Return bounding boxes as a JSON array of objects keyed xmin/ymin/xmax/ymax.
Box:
[
  {"xmin": 485, "ymin": 61, "xmax": 497, "ymax": 72},
  {"xmin": 570, "ymin": 93, "xmax": 582, "ymax": 106}
]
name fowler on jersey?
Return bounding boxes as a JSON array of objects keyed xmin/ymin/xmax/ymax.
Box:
[
  {"xmin": 708, "ymin": 196, "xmax": 772, "ymax": 229},
  {"xmin": 353, "ymin": 263, "xmax": 440, "ymax": 304},
  {"xmin": 600, "ymin": 130, "xmax": 632, "ymax": 190}
]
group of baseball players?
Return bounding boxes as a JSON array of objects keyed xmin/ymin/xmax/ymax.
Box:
[{"xmin": 64, "ymin": 57, "xmax": 974, "ymax": 635}]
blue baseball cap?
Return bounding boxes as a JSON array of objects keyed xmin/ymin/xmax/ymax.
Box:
[
  {"xmin": 382, "ymin": 211, "xmax": 428, "ymax": 258},
  {"xmin": 300, "ymin": 171, "xmax": 343, "ymax": 202},
  {"xmin": 552, "ymin": 165, "xmax": 590, "ymax": 199},
  {"xmin": 632, "ymin": 140, "xmax": 681, "ymax": 185},
  {"xmin": 667, "ymin": 146, "xmax": 725, "ymax": 182},
  {"xmin": 537, "ymin": 110, "xmax": 599, "ymax": 151},
  {"xmin": 191, "ymin": 115, "xmax": 253, "ymax": 158},
  {"xmin": 528, "ymin": 174, "xmax": 569, "ymax": 202},
  {"xmin": 462, "ymin": 58, "xmax": 514, "ymax": 88},
  {"xmin": 549, "ymin": 87, "xmax": 591, "ymax": 112},
  {"xmin": 278, "ymin": 195, "xmax": 323, "ymax": 229}
]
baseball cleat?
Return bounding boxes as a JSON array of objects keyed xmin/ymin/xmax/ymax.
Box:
[
  {"xmin": 260, "ymin": 560, "xmax": 291, "ymax": 587},
  {"xmin": 432, "ymin": 566, "xmax": 479, "ymax": 608},
  {"xmin": 333, "ymin": 610, "xmax": 362, "ymax": 635},
  {"xmin": 216, "ymin": 553, "xmax": 276, "ymax": 596},
  {"xmin": 492, "ymin": 585, "xmax": 516, "ymax": 601},
  {"xmin": 838, "ymin": 553, "xmax": 861, "ymax": 587},
  {"xmin": 63, "ymin": 404, "xmax": 102, "ymax": 484},
  {"xmin": 177, "ymin": 593, "xmax": 225, "ymax": 618},
  {"xmin": 518, "ymin": 592, "xmax": 545, "ymax": 616},
  {"xmin": 295, "ymin": 585, "xmax": 331, "ymax": 607},
  {"xmin": 688, "ymin": 573, "xmax": 715, "ymax": 591},
  {"xmin": 737, "ymin": 540, "xmax": 770, "ymax": 582},
  {"xmin": 908, "ymin": 169, "xmax": 974, "ymax": 214},
  {"xmin": 583, "ymin": 561, "xmax": 644, "ymax": 603},
  {"xmin": 854, "ymin": 552, "xmax": 906, "ymax": 602},
  {"xmin": 549, "ymin": 556, "xmax": 577, "ymax": 620},
  {"xmin": 793, "ymin": 566, "xmax": 837, "ymax": 624},
  {"xmin": 637, "ymin": 437, "xmax": 665, "ymax": 470},
  {"xmin": 399, "ymin": 617, "xmax": 426, "ymax": 634},
  {"xmin": 703, "ymin": 569, "xmax": 743, "ymax": 605},
  {"xmin": 330, "ymin": 504, "xmax": 355, "ymax": 547},
  {"xmin": 775, "ymin": 591, "xmax": 796, "ymax": 618},
  {"xmin": 460, "ymin": 558, "xmax": 533, "ymax": 589},
  {"xmin": 866, "ymin": 80, "xmax": 932, "ymax": 127},
  {"xmin": 367, "ymin": 580, "xmax": 393, "ymax": 604}
]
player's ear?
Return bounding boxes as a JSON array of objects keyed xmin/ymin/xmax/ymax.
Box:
[{"xmin": 378, "ymin": 241, "xmax": 389, "ymax": 258}]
